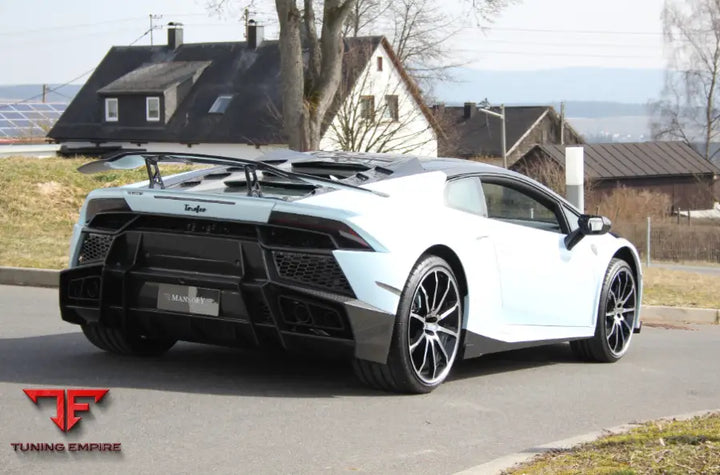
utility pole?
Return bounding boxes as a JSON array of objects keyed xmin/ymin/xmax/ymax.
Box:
[
  {"xmin": 42, "ymin": 84, "xmax": 47, "ymax": 103},
  {"xmin": 560, "ymin": 101, "xmax": 566, "ymax": 145},
  {"xmin": 477, "ymin": 103, "xmax": 507, "ymax": 168}
]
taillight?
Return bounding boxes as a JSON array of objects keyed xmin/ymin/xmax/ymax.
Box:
[
  {"xmin": 268, "ymin": 212, "xmax": 372, "ymax": 250},
  {"xmin": 85, "ymin": 198, "xmax": 131, "ymax": 223}
]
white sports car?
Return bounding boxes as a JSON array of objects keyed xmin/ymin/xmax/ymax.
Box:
[{"xmin": 60, "ymin": 150, "xmax": 642, "ymax": 393}]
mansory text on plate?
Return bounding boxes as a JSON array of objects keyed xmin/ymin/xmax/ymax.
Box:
[{"xmin": 60, "ymin": 150, "xmax": 642, "ymax": 393}]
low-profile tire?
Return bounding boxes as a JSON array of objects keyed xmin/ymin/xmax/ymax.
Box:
[
  {"xmin": 81, "ymin": 323, "xmax": 176, "ymax": 357},
  {"xmin": 571, "ymin": 258, "xmax": 637, "ymax": 363},
  {"xmin": 353, "ymin": 255, "xmax": 463, "ymax": 394}
]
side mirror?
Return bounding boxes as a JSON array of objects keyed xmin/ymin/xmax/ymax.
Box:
[{"xmin": 564, "ymin": 215, "xmax": 612, "ymax": 250}]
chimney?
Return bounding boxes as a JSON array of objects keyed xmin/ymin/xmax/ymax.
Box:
[
  {"xmin": 463, "ymin": 102, "xmax": 476, "ymax": 119},
  {"xmin": 168, "ymin": 22, "xmax": 184, "ymax": 50},
  {"xmin": 247, "ymin": 20, "xmax": 264, "ymax": 49}
]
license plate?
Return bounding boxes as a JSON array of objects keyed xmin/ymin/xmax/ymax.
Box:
[{"xmin": 157, "ymin": 284, "xmax": 220, "ymax": 317}]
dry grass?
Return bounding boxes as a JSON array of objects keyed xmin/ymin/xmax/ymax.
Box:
[
  {"xmin": 0, "ymin": 156, "xmax": 196, "ymax": 269},
  {"xmin": 642, "ymin": 266, "xmax": 720, "ymax": 309},
  {"xmin": 505, "ymin": 412, "xmax": 720, "ymax": 475}
]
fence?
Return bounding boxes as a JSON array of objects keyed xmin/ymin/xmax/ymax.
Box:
[{"xmin": 613, "ymin": 218, "xmax": 720, "ymax": 264}]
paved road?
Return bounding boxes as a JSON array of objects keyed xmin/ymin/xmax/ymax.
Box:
[{"xmin": 1, "ymin": 285, "xmax": 719, "ymax": 474}]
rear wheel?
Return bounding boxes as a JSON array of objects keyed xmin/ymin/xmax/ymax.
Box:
[
  {"xmin": 81, "ymin": 323, "xmax": 176, "ymax": 357},
  {"xmin": 571, "ymin": 258, "xmax": 637, "ymax": 362},
  {"xmin": 353, "ymin": 255, "xmax": 463, "ymax": 393}
]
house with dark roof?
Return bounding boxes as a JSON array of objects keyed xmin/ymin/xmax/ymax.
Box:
[
  {"xmin": 48, "ymin": 23, "xmax": 439, "ymax": 158},
  {"xmin": 433, "ymin": 103, "xmax": 583, "ymax": 165},
  {"xmin": 514, "ymin": 142, "xmax": 720, "ymax": 210}
]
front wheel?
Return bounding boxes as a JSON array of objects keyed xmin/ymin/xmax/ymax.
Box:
[
  {"xmin": 571, "ymin": 258, "xmax": 637, "ymax": 362},
  {"xmin": 353, "ymin": 255, "xmax": 463, "ymax": 393}
]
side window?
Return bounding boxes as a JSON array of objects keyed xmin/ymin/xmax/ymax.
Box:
[
  {"xmin": 481, "ymin": 181, "xmax": 562, "ymax": 232},
  {"xmin": 445, "ymin": 177, "xmax": 487, "ymax": 216}
]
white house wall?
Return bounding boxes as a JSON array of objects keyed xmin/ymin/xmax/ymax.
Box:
[{"xmin": 319, "ymin": 44, "xmax": 438, "ymax": 157}]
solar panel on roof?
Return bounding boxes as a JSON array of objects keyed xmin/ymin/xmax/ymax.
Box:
[{"xmin": 0, "ymin": 102, "xmax": 67, "ymax": 138}]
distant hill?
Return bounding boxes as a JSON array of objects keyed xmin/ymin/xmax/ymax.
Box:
[
  {"xmin": 0, "ymin": 84, "xmax": 82, "ymax": 103},
  {"xmin": 436, "ymin": 67, "xmax": 665, "ymax": 104}
]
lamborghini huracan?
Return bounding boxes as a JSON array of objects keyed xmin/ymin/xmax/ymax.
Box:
[{"xmin": 60, "ymin": 150, "xmax": 642, "ymax": 393}]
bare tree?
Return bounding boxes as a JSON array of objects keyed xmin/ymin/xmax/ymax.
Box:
[
  {"xmin": 651, "ymin": 0, "xmax": 720, "ymax": 161},
  {"xmin": 207, "ymin": 0, "xmax": 514, "ymax": 151}
]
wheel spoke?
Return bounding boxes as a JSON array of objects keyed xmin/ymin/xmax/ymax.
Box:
[
  {"xmin": 410, "ymin": 313, "xmax": 425, "ymax": 324},
  {"xmin": 410, "ymin": 333, "xmax": 425, "ymax": 352},
  {"xmin": 617, "ymin": 323, "xmax": 626, "ymax": 350},
  {"xmin": 431, "ymin": 272, "xmax": 440, "ymax": 313},
  {"xmin": 434, "ymin": 275, "xmax": 451, "ymax": 313},
  {"xmin": 417, "ymin": 338, "xmax": 430, "ymax": 374},
  {"xmin": 429, "ymin": 338, "xmax": 438, "ymax": 380},
  {"xmin": 607, "ymin": 321, "xmax": 617, "ymax": 342},
  {"xmin": 438, "ymin": 303, "xmax": 459, "ymax": 321},
  {"xmin": 435, "ymin": 336, "xmax": 450, "ymax": 364},
  {"xmin": 436, "ymin": 326, "xmax": 458, "ymax": 339},
  {"xmin": 620, "ymin": 288, "xmax": 635, "ymax": 306},
  {"xmin": 621, "ymin": 318, "xmax": 632, "ymax": 333},
  {"xmin": 419, "ymin": 285, "xmax": 431, "ymax": 313}
]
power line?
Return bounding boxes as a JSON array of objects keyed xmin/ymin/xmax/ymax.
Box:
[
  {"xmin": 0, "ymin": 16, "xmax": 144, "ymax": 37},
  {"xmin": 6, "ymin": 68, "xmax": 96, "ymax": 106},
  {"xmin": 468, "ymin": 49, "xmax": 656, "ymax": 59},
  {"xmin": 477, "ymin": 25, "xmax": 664, "ymax": 36}
]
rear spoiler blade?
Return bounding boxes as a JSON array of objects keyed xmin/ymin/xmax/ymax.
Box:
[{"xmin": 77, "ymin": 151, "xmax": 388, "ymax": 197}]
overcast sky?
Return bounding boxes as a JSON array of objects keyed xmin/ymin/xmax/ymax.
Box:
[{"xmin": 0, "ymin": 0, "xmax": 666, "ymax": 85}]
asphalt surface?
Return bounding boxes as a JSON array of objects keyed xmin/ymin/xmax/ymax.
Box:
[{"xmin": 1, "ymin": 284, "xmax": 719, "ymax": 474}]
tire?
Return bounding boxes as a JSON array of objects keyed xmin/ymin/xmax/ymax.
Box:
[
  {"xmin": 353, "ymin": 255, "xmax": 463, "ymax": 393},
  {"xmin": 571, "ymin": 258, "xmax": 637, "ymax": 363},
  {"xmin": 81, "ymin": 323, "xmax": 176, "ymax": 357}
]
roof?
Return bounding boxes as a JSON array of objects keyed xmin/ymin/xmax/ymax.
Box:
[
  {"xmin": 436, "ymin": 105, "xmax": 556, "ymax": 158},
  {"xmin": 48, "ymin": 36, "xmax": 436, "ymax": 146},
  {"xmin": 97, "ymin": 61, "xmax": 211, "ymax": 94},
  {"xmin": 0, "ymin": 102, "xmax": 67, "ymax": 138},
  {"xmin": 523, "ymin": 142, "xmax": 720, "ymax": 179}
]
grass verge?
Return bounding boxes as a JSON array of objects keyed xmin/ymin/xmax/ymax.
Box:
[
  {"xmin": 505, "ymin": 412, "xmax": 720, "ymax": 475},
  {"xmin": 642, "ymin": 266, "xmax": 720, "ymax": 309},
  {"xmin": 0, "ymin": 156, "xmax": 196, "ymax": 269}
]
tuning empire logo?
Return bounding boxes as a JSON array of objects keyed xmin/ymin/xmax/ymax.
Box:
[{"xmin": 10, "ymin": 388, "xmax": 122, "ymax": 453}]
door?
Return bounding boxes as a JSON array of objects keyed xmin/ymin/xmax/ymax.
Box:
[{"xmin": 480, "ymin": 178, "xmax": 600, "ymax": 327}]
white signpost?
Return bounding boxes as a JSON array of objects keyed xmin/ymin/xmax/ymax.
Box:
[{"xmin": 565, "ymin": 146, "xmax": 584, "ymax": 212}]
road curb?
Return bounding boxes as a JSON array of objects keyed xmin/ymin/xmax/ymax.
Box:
[
  {"xmin": 642, "ymin": 305, "xmax": 719, "ymax": 325},
  {"xmin": 0, "ymin": 266, "xmax": 59, "ymax": 288},
  {"xmin": 455, "ymin": 409, "xmax": 720, "ymax": 475}
]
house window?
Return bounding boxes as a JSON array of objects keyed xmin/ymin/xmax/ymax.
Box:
[
  {"xmin": 209, "ymin": 95, "xmax": 233, "ymax": 114},
  {"xmin": 377, "ymin": 56, "xmax": 383, "ymax": 71},
  {"xmin": 384, "ymin": 95, "xmax": 399, "ymax": 121},
  {"xmin": 146, "ymin": 97, "xmax": 160, "ymax": 122},
  {"xmin": 360, "ymin": 95, "xmax": 375, "ymax": 120},
  {"xmin": 105, "ymin": 98, "xmax": 118, "ymax": 122}
]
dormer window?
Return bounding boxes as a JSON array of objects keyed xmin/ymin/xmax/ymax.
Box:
[
  {"xmin": 146, "ymin": 97, "xmax": 160, "ymax": 122},
  {"xmin": 105, "ymin": 98, "xmax": 118, "ymax": 122},
  {"xmin": 209, "ymin": 95, "xmax": 233, "ymax": 114}
]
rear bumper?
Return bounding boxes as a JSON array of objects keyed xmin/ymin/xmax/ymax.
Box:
[{"xmin": 60, "ymin": 220, "xmax": 396, "ymax": 363}]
